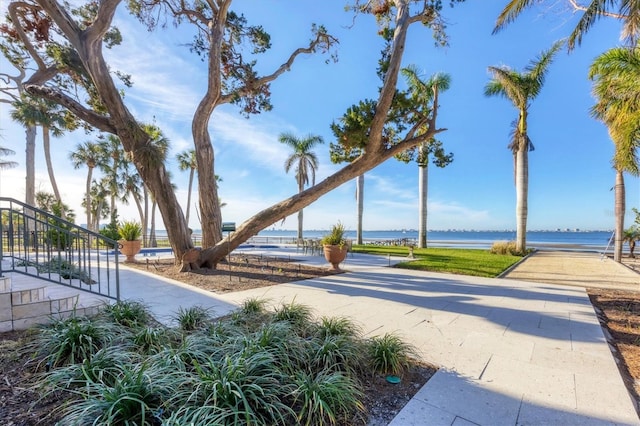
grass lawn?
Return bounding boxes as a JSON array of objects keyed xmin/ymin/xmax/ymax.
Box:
[{"xmin": 351, "ymin": 246, "xmax": 522, "ymax": 278}]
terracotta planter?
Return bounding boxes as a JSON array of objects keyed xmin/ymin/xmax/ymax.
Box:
[
  {"xmin": 119, "ymin": 240, "xmax": 141, "ymax": 263},
  {"xmin": 323, "ymin": 244, "xmax": 347, "ymax": 271}
]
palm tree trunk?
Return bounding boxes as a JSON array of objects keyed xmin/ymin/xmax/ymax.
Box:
[
  {"xmin": 297, "ymin": 179, "xmax": 304, "ymax": 240},
  {"xmin": 149, "ymin": 200, "xmax": 158, "ymax": 247},
  {"xmin": 614, "ymin": 169, "xmax": 625, "ymax": 262},
  {"xmin": 42, "ymin": 126, "xmax": 62, "ymax": 206},
  {"xmin": 24, "ymin": 125, "xmax": 36, "ymax": 248},
  {"xmin": 515, "ymin": 144, "xmax": 529, "ymax": 253},
  {"xmin": 85, "ymin": 168, "xmax": 93, "ymax": 231},
  {"xmin": 186, "ymin": 168, "xmax": 194, "ymax": 225},
  {"xmin": 143, "ymin": 189, "xmax": 149, "ymax": 246},
  {"xmin": 418, "ymin": 161, "xmax": 428, "ymax": 249},
  {"xmin": 356, "ymin": 175, "xmax": 364, "ymax": 245}
]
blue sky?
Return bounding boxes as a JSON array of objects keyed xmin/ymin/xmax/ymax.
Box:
[{"xmin": 1, "ymin": 1, "xmax": 639, "ymax": 232}]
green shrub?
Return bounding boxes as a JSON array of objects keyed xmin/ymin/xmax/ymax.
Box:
[
  {"xmin": 317, "ymin": 316, "xmax": 362, "ymax": 339},
  {"xmin": 292, "ymin": 369, "xmax": 364, "ymax": 426},
  {"xmin": 367, "ymin": 332, "xmax": 418, "ymax": 376},
  {"xmin": 274, "ymin": 300, "xmax": 314, "ymax": 333},
  {"xmin": 175, "ymin": 306, "xmax": 212, "ymax": 332},
  {"xmin": 31, "ymin": 315, "xmax": 116, "ymax": 369},
  {"xmin": 311, "ymin": 334, "xmax": 365, "ymax": 374},
  {"xmin": 58, "ymin": 364, "xmax": 172, "ymax": 425},
  {"xmin": 101, "ymin": 301, "xmax": 151, "ymax": 329}
]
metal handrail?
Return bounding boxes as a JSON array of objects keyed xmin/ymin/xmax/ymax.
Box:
[{"xmin": 0, "ymin": 197, "xmax": 120, "ymax": 301}]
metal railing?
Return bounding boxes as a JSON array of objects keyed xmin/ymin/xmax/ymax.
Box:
[{"xmin": 0, "ymin": 197, "xmax": 120, "ymax": 301}]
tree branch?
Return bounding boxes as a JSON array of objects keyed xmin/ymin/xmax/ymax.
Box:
[
  {"xmin": 219, "ymin": 31, "xmax": 338, "ymax": 104},
  {"xmin": 369, "ymin": 0, "xmax": 411, "ymax": 153},
  {"xmin": 7, "ymin": 2, "xmax": 48, "ymax": 70},
  {"xmin": 34, "ymin": 0, "xmax": 82, "ymax": 46},
  {"xmin": 567, "ymin": 0, "xmax": 626, "ymax": 19},
  {"xmin": 25, "ymin": 84, "xmax": 116, "ymax": 133},
  {"xmin": 84, "ymin": 0, "xmax": 121, "ymax": 44}
]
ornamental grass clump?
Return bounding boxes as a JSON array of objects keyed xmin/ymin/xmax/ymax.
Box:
[
  {"xmin": 367, "ymin": 332, "xmax": 419, "ymax": 376},
  {"xmin": 100, "ymin": 300, "xmax": 151, "ymax": 329},
  {"xmin": 30, "ymin": 315, "xmax": 118, "ymax": 369},
  {"xmin": 489, "ymin": 240, "xmax": 519, "ymax": 256},
  {"xmin": 175, "ymin": 305, "xmax": 213, "ymax": 332}
]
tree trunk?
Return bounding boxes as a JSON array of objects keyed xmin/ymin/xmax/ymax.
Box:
[
  {"xmin": 356, "ymin": 174, "xmax": 364, "ymax": 245},
  {"xmin": 614, "ymin": 169, "xmax": 625, "ymax": 262},
  {"xmin": 143, "ymin": 189, "xmax": 149, "ymax": 246},
  {"xmin": 42, "ymin": 125, "xmax": 62, "ymax": 206},
  {"xmin": 297, "ymin": 178, "xmax": 304, "ymax": 240},
  {"xmin": 185, "ymin": 168, "xmax": 194, "ymax": 226},
  {"xmin": 149, "ymin": 200, "xmax": 157, "ymax": 247},
  {"xmin": 24, "ymin": 125, "xmax": 36, "ymax": 247},
  {"xmin": 515, "ymin": 112, "xmax": 529, "ymax": 254},
  {"xmin": 85, "ymin": 168, "xmax": 93, "ymax": 231},
  {"xmin": 418, "ymin": 160, "xmax": 428, "ymax": 249},
  {"xmin": 515, "ymin": 145, "xmax": 528, "ymax": 254},
  {"xmin": 25, "ymin": 125, "xmax": 36, "ymax": 207}
]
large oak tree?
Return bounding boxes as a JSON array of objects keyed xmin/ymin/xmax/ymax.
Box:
[{"xmin": 3, "ymin": 0, "xmax": 464, "ymax": 271}]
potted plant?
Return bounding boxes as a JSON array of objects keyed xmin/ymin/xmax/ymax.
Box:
[
  {"xmin": 321, "ymin": 222, "xmax": 348, "ymax": 271},
  {"xmin": 118, "ymin": 220, "xmax": 142, "ymax": 263}
]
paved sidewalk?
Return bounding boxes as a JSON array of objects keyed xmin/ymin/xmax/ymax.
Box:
[{"xmin": 117, "ymin": 248, "xmax": 639, "ymax": 425}]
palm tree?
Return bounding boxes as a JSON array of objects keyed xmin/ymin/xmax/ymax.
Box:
[
  {"xmin": 139, "ymin": 125, "xmax": 171, "ymax": 247},
  {"xmin": 98, "ymin": 134, "xmax": 128, "ymax": 230},
  {"xmin": 494, "ymin": 0, "xmax": 640, "ymax": 49},
  {"xmin": 279, "ymin": 132, "xmax": 324, "ymax": 241},
  {"xmin": 90, "ymin": 179, "xmax": 111, "ymax": 231},
  {"xmin": 485, "ymin": 41, "xmax": 563, "ymax": 254},
  {"xmin": 401, "ymin": 67, "xmax": 453, "ymax": 249},
  {"xmin": 69, "ymin": 141, "xmax": 104, "ymax": 231},
  {"xmin": 589, "ymin": 44, "xmax": 640, "ymax": 262},
  {"xmin": 176, "ymin": 149, "xmax": 197, "ymax": 226},
  {"xmin": 11, "ymin": 97, "xmax": 69, "ymax": 206}
]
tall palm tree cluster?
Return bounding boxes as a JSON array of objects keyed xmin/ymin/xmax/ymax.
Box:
[
  {"xmin": 492, "ymin": 0, "xmax": 640, "ymax": 260},
  {"xmin": 67, "ymin": 128, "xmax": 191, "ymax": 246}
]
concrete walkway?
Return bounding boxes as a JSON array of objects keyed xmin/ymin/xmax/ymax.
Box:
[{"xmin": 116, "ymin": 248, "xmax": 639, "ymax": 425}]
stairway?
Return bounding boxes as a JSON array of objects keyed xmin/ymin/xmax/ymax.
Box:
[{"xmin": 0, "ymin": 274, "xmax": 110, "ymax": 332}]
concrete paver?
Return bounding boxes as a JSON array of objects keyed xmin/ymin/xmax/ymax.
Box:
[{"xmin": 25, "ymin": 247, "xmax": 640, "ymax": 425}]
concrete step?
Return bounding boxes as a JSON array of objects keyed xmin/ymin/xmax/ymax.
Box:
[{"xmin": 0, "ymin": 274, "xmax": 110, "ymax": 332}]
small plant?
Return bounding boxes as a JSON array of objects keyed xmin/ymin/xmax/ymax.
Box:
[
  {"xmin": 175, "ymin": 306, "xmax": 212, "ymax": 331},
  {"xmin": 367, "ymin": 332, "xmax": 418, "ymax": 376},
  {"xmin": 274, "ymin": 301, "xmax": 315, "ymax": 333},
  {"xmin": 241, "ymin": 297, "xmax": 269, "ymax": 315},
  {"xmin": 292, "ymin": 369, "xmax": 364, "ymax": 426},
  {"xmin": 58, "ymin": 364, "xmax": 171, "ymax": 425},
  {"xmin": 489, "ymin": 240, "xmax": 518, "ymax": 255},
  {"xmin": 31, "ymin": 315, "xmax": 116, "ymax": 369},
  {"xmin": 117, "ymin": 220, "xmax": 142, "ymax": 241},
  {"xmin": 317, "ymin": 316, "xmax": 362, "ymax": 339},
  {"xmin": 321, "ymin": 221, "xmax": 347, "ymax": 247},
  {"xmin": 101, "ymin": 300, "xmax": 150, "ymax": 328}
]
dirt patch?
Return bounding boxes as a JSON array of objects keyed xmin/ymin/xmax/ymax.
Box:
[
  {"xmin": 588, "ymin": 287, "xmax": 640, "ymax": 412},
  {"xmin": 126, "ymin": 254, "xmax": 340, "ymax": 293}
]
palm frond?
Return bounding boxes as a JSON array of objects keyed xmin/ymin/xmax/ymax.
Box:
[{"xmin": 493, "ymin": 0, "xmax": 538, "ymax": 34}]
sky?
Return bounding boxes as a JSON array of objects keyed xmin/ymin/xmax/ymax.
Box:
[{"xmin": 1, "ymin": 0, "xmax": 639, "ymax": 233}]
